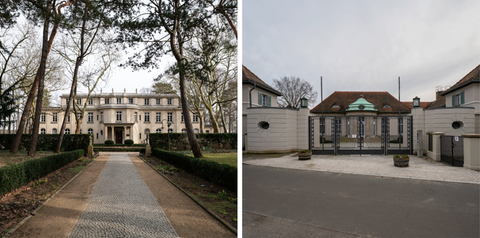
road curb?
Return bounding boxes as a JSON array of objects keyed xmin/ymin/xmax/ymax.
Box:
[
  {"xmin": 139, "ymin": 156, "xmax": 238, "ymax": 236},
  {"xmin": 2, "ymin": 157, "xmax": 97, "ymax": 238}
]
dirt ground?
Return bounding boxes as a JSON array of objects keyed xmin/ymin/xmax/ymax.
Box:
[
  {"xmin": 3, "ymin": 152, "xmax": 236, "ymax": 237},
  {"xmin": 143, "ymin": 155, "xmax": 237, "ymax": 229}
]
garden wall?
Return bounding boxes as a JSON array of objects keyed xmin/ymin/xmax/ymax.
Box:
[{"xmin": 0, "ymin": 134, "xmax": 92, "ymax": 155}]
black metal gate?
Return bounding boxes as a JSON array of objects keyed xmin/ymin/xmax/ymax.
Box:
[
  {"xmin": 440, "ymin": 136, "xmax": 464, "ymax": 167},
  {"xmin": 309, "ymin": 116, "xmax": 412, "ymax": 155}
]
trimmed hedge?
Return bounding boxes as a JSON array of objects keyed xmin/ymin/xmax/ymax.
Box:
[
  {"xmin": 105, "ymin": 140, "xmax": 114, "ymax": 145},
  {"xmin": 94, "ymin": 147, "xmax": 144, "ymax": 152},
  {"xmin": 149, "ymin": 133, "xmax": 237, "ymax": 151},
  {"xmin": 152, "ymin": 149, "xmax": 236, "ymax": 192},
  {"xmin": 0, "ymin": 149, "xmax": 84, "ymax": 196},
  {"xmin": 124, "ymin": 139, "xmax": 134, "ymax": 145},
  {"xmin": 0, "ymin": 134, "xmax": 92, "ymax": 155}
]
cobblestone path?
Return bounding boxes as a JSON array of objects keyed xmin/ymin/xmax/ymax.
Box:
[{"xmin": 68, "ymin": 153, "xmax": 178, "ymax": 238}]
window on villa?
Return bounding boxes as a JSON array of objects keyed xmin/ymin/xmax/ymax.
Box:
[
  {"xmin": 181, "ymin": 113, "xmax": 184, "ymax": 122},
  {"xmin": 52, "ymin": 128, "xmax": 57, "ymax": 134},
  {"xmin": 156, "ymin": 98, "xmax": 161, "ymax": 105},
  {"xmin": 129, "ymin": 98, "xmax": 134, "ymax": 104},
  {"xmin": 145, "ymin": 112, "xmax": 150, "ymax": 122},
  {"xmin": 117, "ymin": 98, "xmax": 122, "ymax": 104},
  {"xmin": 88, "ymin": 128, "xmax": 93, "ymax": 134},
  {"xmin": 156, "ymin": 112, "xmax": 161, "ymax": 122},
  {"xmin": 168, "ymin": 112, "xmax": 172, "ymax": 122},
  {"xmin": 332, "ymin": 105, "xmax": 340, "ymax": 108},
  {"xmin": 116, "ymin": 111, "xmax": 122, "ymax": 121},
  {"xmin": 65, "ymin": 128, "xmax": 70, "ymax": 134},
  {"xmin": 193, "ymin": 114, "xmax": 199, "ymax": 122},
  {"xmin": 67, "ymin": 114, "xmax": 70, "ymax": 122},
  {"xmin": 41, "ymin": 128, "xmax": 46, "ymax": 134},
  {"xmin": 88, "ymin": 112, "xmax": 93, "ymax": 122},
  {"xmin": 41, "ymin": 113, "xmax": 46, "ymax": 122},
  {"xmin": 105, "ymin": 98, "xmax": 110, "ymax": 104},
  {"xmin": 168, "ymin": 128, "xmax": 173, "ymax": 133},
  {"xmin": 145, "ymin": 98, "xmax": 150, "ymax": 105},
  {"xmin": 181, "ymin": 128, "xmax": 186, "ymax": 133},
  {"xmin": 194, "ymin": 129, "xmax": 199, "ymax": 133},
  {"xmin": 134, "ymin": 112, "xmax": 138, "ymax": 122},
  {"xmin": 258, "ymin": 92, "xmax": 271, "ymax": 107},
  {"xmin": 77, "ymin": 99, "xmax": 82, "ymax": 105},
  {"xmin": 453, "ymin": 91, "xmax": 465, "ymax": 106},
  {"xmin": 100, "ymin": 112, "xmax": 103, "ymax": 122},
  {"xmin": 156, "ymin": 129, "xmax": 162, "ymax": 133},
  {"xmin": 52, "ymin": 113, "xmax": 57, "ymax": 122},
  {"xmin": 88, "ymin": 99, "xmax": 93, "ymax": 105},
  {"xmin": 167, "ymin": 99, "xmax": 172, "ymax": 105}
]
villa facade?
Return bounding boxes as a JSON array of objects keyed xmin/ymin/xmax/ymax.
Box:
[{"xmin": 40, "ymin": 92, "xmax": 211, "ymax": 144}]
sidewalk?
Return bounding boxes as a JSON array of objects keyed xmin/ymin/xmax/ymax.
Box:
[{"xmin": 243, "ymin": 154, "xmax": 480, "ymax": 184}]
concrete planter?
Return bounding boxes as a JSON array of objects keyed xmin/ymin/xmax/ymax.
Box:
[
  {"xmin": 393, "ymin": 155, "xmax": 409, "ymax": 167},
  {"xmin": 298, "ymin": 151, "xmax": 312, "ymax": 160}
]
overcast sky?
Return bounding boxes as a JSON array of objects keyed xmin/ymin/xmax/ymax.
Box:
[{"xmin": 243, "ymin": 0, "xmax": 480, "ymax": 106}]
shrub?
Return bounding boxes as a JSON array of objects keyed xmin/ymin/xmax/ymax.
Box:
[
  {"xmin": 105, "ymin": 140, "xmax": 114, "ymax": 145},
  {"xmin": 152, "ymin": 149, "xmax": 236, "ymax": 192},
  {"xmin": 124, "ymin": 139, "xmax": 134, "ymax": 145},
  {"xmin": 0, "ymin": 149, "xmax": 84, "ymax": 196}
]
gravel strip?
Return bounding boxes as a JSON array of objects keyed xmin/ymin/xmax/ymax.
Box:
[{"xmin": 68, "ymin": 153, "xmax": 178, "ymax": 238}]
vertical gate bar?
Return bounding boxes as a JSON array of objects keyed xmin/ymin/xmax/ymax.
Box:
[
  {"xmin": 451, "ymin": 136, "xmax": 454, "ymax": 166},
  {"xmin": 409, "ymin": 116, "xmax": 413, "ymax": 154}
]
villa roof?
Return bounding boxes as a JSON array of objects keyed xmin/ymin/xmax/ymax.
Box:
[
  {"xmin": 242, "ymin": 65, "xmax": 282, "ymax": 96},
  {"xmin": 441, "ymin": 64, "xmax": 480, "ymax": 95},
  {"xmin": 310, "ymin": 91, "xmax": 411, "ymax": 114}
]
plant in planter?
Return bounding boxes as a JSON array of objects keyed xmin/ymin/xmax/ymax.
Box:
[
  {"xmin": 298, "ymin": 150, "xmax": 312, "ymax": 160},
  {"xmin": 393, "ymin": 154, "xmax": 409, "ymax": 167}
]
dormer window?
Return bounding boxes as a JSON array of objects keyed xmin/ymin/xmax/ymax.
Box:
[
  {"xmin": 332, "ymin": 105, "xmax": 340, "ymax": 108},
  {"xmin": 383, "ymin": 105, "xmax": 391, "ymax": 108}
]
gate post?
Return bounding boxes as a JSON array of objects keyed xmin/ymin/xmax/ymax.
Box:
[
  {"xmin": 462, "ymin": 134, "xmax": 480, "ymax": 171},
  {"xmin": 427, "ymin": 132, "xmax": 445, "ymax": 162},
  {"xmin": 417, "ymin": 130, "xmax": 423, "ymax": 157}
]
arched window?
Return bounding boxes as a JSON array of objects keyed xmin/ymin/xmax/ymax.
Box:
[
  {"xmin": 194, "ymin": 129, "xmax": 199, "ymax": 133},
  {"xmin": 65, "ymin": 128, "xmax": 70, "ymax": 134},
  {"xmin": 41, "ymin": 128, "xmax": 46, "ymax": 134},
  {"xmin": 52, "ymin": 128, "xmax": 57, "ymax": 134},
  {"xmin": 181, "ymin": 128, "xmax": 186, "ymax": 133},
  {"xmin": 156, "ymin": 128, "xmax": 162, "ymax": 133},
  {"xmin": 88, "ymin": 128, "xmax": 93, "ymax": 134},
  {"xmin": 100, "ymin": 130, "xmax": 103, "ymax": 135},
  {"xmin": 168, "ymin": 129, "xmax": 173, "ymax": 133}
]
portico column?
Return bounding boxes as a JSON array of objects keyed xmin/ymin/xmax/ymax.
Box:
[{"xmin": 124, "ymin": 126, "xmax": 126, "ymax": 143}]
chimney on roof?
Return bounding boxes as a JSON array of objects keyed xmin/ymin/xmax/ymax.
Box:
[{"xmin": 435, "ymin": 85, "xmax": 449, "ymax": 100}]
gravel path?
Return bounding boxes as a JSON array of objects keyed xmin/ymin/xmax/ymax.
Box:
[{"xmin": 68, "ymin": 153, "xmax": 178, "ymax": 238}]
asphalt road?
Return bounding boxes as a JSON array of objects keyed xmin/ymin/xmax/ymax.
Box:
[{"xmin": 243, "ymin": 165, "xmax": 480, "ymax": 238}]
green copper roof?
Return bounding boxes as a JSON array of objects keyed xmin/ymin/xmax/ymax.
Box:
[{"xmin": 346, "ymin": 96, "xmax": 378, "ymax": 112}]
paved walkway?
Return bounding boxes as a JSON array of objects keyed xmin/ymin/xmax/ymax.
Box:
[
  {"xmin": 68, "ymin": 153, "xmax": 178, "ymax": 238},
  {"xmin": 243, "ymin": 154, "xmax": 480, "ymax": 184}
]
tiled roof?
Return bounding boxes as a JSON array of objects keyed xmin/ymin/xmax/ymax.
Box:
[
  {"xmin": 242, "ymin": 65, "xmax": 282, "ymax": 96},
  {"xmin": 310, "ymin": 91, "xmax": 411, "ymax": 114},
  {"xmin": 442, "ymin": 64, "xmax": 480, "ymax": 95},
  {"xmin": 424, "ymin": 96, "xmax": 445, "ymax": 109},
  {"xmin": 402, "ymin": 101, "xmax": 432, "ymax": 109}
]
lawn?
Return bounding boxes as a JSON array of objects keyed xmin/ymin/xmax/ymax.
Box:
[
  {"xmin": 0, "ymin": 150, "xmax": 57, "ymax": 168},
  {"xmin": 187, "ymin": 153, "xmax": 237, "ymax": 167}
]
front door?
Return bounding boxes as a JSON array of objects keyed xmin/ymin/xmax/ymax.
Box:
[{"xmin": 115, "ymin": 130, "xmax": 122, "ymax": 144}]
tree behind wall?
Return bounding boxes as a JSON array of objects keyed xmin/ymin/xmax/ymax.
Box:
[{"xmin": 273, "ymin": 76, "xmax": 318, "ymax": 109}]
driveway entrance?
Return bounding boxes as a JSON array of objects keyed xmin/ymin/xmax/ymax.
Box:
[
  {"xmin": 441, "ymin": 135, "xmax": 464, "ymax": 167},
  {"xmin": 309, "ymin": 116, "xmax": 412, "ymax": 155}
]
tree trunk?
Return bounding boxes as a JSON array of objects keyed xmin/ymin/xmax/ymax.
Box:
[
  {"xmin": 10, "ymin": 4, "xmax": 61, "ymax": 153},
  {"xmin": 199, "ymin": 116, "xmax": 204, "ymax": 133},
  {"xmin": 28, "ymin": 17, "xmax": 51, "ymax": 157},
  {"xmin": 75, "ymin": 117, "xmax": 82, "ymax": 134},
  {"xmin": 218, "ymin": 103, "xmax": 227, "ymax": 133},
  {"xmin": 206, "ymin": 105, "xmax": 220, "ymax": 133},
  {"xmin": 179, "ymin": 71, "xmax": 203, "ymax": 157}
]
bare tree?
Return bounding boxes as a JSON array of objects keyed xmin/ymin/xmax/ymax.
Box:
[{"xmin": 273, "ymin": 76, "xmax": 318, "ymax": 109}]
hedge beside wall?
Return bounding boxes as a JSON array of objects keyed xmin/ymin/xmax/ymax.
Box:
[
  {"xmin": 152, "ymin": 149, "xmax": 237, "ymax": 192},
  {"xmin": 0, "ymin": 134, "xmax": 92, "ymax": 155},
  {"xmin": 149, "ymin": 133, "xmax": 237, "ymax": 151},
  {"xmin": 0, "ymin": 149, "xmax": 84, "ymax": 196}
]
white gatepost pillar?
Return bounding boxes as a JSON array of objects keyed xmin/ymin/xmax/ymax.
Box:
[
  {"xmin": 427, "ymin": 132, "xmax": 445, "ymax": 162},
  {"xmin": 462, "ymin": 134, "xmax": 480, "ymax": 171}
]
